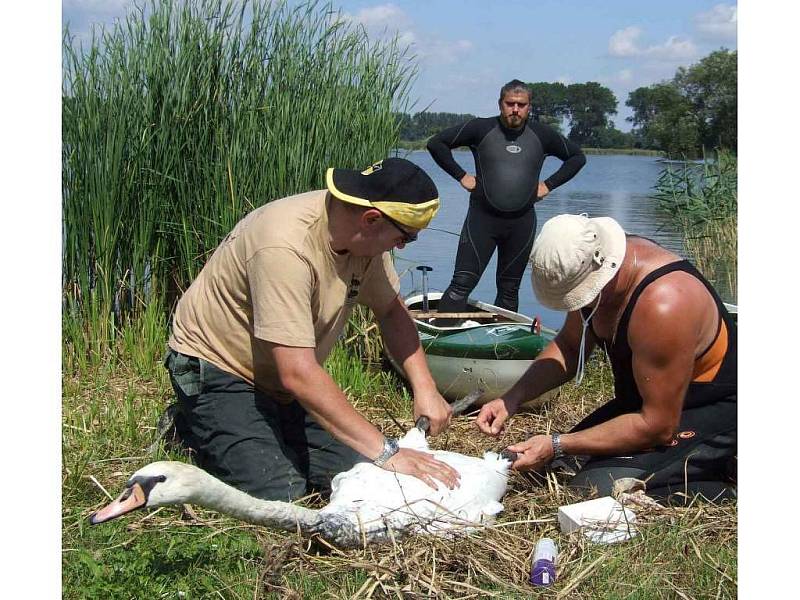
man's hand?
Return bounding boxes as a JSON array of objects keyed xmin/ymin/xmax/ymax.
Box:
[
  {"xmin": 505, "ymin": 435, "xmax": 554, "ymax": 471},
  {"xmin": 384, "ymin": 448, "xmax": 461, "ymax": 490},
  {"xmin": 460, "ymin": 173, "xmax": 477, "ymax": 192},
  {"xmin": 475, "ymin": 397, "xmax": 518, "ymax": 436},
  {"xmin": 413, "ymin": 389, "xmax": 452, "ymax": 436},
  {"xmin": 537, "ymin": 181, "xmax": 550, "ymax": 200}
]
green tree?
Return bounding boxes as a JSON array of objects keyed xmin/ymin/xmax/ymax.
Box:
[
  {"xmin": 395, "ymin": 111, "xmax": 477, "ymax": 140},
  {"xmin": 626, "ymin": 82, "xmax": 699, "ymax": 154},
  {"xmin": 675, "ymin": 49, "xmax": 737, "ymax": 150},
  {"xmin": 626, "ymin": 49, "xmax": 736, "ymax": 155},
  {"xmin": 593, "ymin": 126, "xmax": 637, "ymax": 149},
  {"xmin": 394, "ymin": 112, "xmax": 413, "ymax": 138},
  {"xmin": 649, "ymin": 106, "xmax": 700, "ymax": 157},
  {"xmin": 564, "ymin": 82, "xmax": 618, "ymax": 145},
  {"xmin": 527, "ymin": 81, "xmax": 568, "ymax": 132},
  {"xmin": 626, "ymin": 86, "xmax": 663, "ymax": 139}
]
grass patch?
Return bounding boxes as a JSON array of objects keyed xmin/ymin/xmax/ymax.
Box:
[
  {"xmin": 681, "ymin": 214, "xmax": 737, "ymax": 302},
  {"xmin": 63, "ymin": 524, "xmax": 265, "ymax": 599},
  {"xmin": 654, "ymin": 150, "xmax": 737, "ymax": 220}
]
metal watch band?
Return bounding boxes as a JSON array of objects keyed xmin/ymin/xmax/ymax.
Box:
[
  {"xmin": 551, "ymin": 433, "xmax": 566, "ymax": 460},
  {"xmin": 373, "ymin": 437, "xmax": 399, "ymax": 467}
]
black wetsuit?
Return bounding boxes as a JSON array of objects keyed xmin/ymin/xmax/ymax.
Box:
[
  {"xmin": 427, "ymin": 117, "xmax": 585, "ymax": 312},
  {"xmin": 568, "ymin": 258, "xmax": 737, "ymax": 503}
]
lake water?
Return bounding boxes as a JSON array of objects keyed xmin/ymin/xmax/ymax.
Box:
[{"xmin": 393, "ymin": 150, "xmax": 709, "ymax": 329}]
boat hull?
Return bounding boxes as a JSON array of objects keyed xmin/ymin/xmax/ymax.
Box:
[
  {"xmin": 420, "ymin": 354, "xmax": 556, "ymax": 408},
  {"xmin": 386, "ymin": 292, "xmax": 557, "ymax": 408}
]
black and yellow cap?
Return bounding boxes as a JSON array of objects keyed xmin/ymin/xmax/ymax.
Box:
[{"xmin": 326, "ymin": 158, "xmax": 440, "ymax": 229}]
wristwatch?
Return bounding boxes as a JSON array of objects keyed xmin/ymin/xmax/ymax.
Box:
[
  {"xmin": 551, "ymin": 433, "xmax": 566, "ymax": 460},
  {"xmin": 373, "ymin": 437, "xmax": 400, "ymax": 467}
]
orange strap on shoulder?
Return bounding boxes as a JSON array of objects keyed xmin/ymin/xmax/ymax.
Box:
[{"xmin": 693, "ymin": 319, "xmax": 728, "ymax": 382}]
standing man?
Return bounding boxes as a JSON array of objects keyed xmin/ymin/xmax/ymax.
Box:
[
  {"xmin": 165, "ymin": 158, "xmax": 459, "ymax": 501},
  {"xmin": 426, "ymin": 79, "xmax": 586, "ymax": 315},
  {"xmin": 476, "ymin": 214, "xmax": 737, "ymax": 502}
]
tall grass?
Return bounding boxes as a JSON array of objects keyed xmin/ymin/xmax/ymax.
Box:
[
  {"xmin": 654, "ymin": 149, "xmax": 737, "ymax": 220},
  {"xmin": 63, "ymin": 0, "xmax": 415, "ymax": 365},
  {"xmin": 654, "ymin": 150, "xmax": 737, "ymax": 301},
  {"xmin": 679, "ymin": 214, "xmax": 737, "ymax": 302}
]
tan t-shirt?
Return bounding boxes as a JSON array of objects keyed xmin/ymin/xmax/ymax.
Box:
[{"xmin": 168, "ymin": 190, "xmax": 400, "ymax": 400}]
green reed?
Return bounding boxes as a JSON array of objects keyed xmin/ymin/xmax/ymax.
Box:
[
  {"xmin": 63, "ymin": 0, "xmax": 415, "ymax": 362},
  {"xmin": 653, "ymin": 150, "xmax": 737, "ymax": 301},
  {"xmin": 654, "ymin": 149, "xmax": 737, "ymax": 220},
  {"xmin": 681, "ymin": 214, "xmax": 737, "ymax": 301}
]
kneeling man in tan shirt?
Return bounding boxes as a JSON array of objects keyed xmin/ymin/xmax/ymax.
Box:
[{"xmin": 165, "ymin": 158, "xmax": 459, "ymax": 500}]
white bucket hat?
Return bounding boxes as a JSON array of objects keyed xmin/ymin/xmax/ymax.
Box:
[{"xmin": 531, "ymin": 214, "xmax": 627, "ymax": 311}]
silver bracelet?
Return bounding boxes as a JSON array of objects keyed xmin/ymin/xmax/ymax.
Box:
[
  {"xmin": 373, "ymin": 437, "xmax": 400, "ymax": 467},
  {"xmin": 551, "ymin": 433, "xmax": 566, "ymax": 460}
]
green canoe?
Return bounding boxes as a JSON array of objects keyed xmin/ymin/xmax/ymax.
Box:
[{"xmin": 386, "ymin": 292, "xmax": 557, "ymax": 407}]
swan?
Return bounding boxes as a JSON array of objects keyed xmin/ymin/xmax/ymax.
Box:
[{"xmin": 90, "ymin": 426, "xmax": 511, "ymax": 548}]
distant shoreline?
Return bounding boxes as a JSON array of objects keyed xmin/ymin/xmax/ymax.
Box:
[{"xmin": 395, "ymin": 140, "xmax": 663, "ymax": 157}]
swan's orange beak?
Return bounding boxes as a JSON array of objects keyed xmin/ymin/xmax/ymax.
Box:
[{"xmin": 89, "ymin": 482, "xmax": 147, "ymax": 524}]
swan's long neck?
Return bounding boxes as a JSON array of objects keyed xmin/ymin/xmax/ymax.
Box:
[{"xmin": 165, "ymin": 466, "xmax": 322, "ymax": 532}]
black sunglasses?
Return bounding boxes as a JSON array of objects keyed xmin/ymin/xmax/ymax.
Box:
[{"xmin": 381, "ymin": 213, "xmax": 418, "ymax": 243}]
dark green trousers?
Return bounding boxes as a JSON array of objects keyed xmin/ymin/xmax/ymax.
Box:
[{"xmin": 164, "ymin": 349, "xmax": 365, "ymax": 501}]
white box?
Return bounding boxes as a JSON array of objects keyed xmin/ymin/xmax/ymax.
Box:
[{"xmin": 558, "ymin": 496, "xmax": 638, "ymax": 544}]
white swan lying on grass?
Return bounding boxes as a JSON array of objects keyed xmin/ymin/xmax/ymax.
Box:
[{"xmin": 91, "ymin": 427, "xmax": 511, "ymax": 548}]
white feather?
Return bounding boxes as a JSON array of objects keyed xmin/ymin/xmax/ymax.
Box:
[{"xmin": 320, "ymin": 428, "xmax": 510, "ymax": 537}]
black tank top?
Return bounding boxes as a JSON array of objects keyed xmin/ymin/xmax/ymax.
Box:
[{"xmin": 586, "ymin": 260, "xmax": 737, "ymax": 412}]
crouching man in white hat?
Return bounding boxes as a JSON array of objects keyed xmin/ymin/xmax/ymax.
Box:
[{"xmin": 476, "ymin": 214, "xmax": 737, "ymax": 503}]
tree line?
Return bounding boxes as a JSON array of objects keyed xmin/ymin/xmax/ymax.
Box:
[
  {"xmin": 397, "ymin": 49, "xmax": 735, "ymax": 157},
  {"xmin": 626, "ymin": 49, "xmax": 736, "ymax": 156},
  {"xmin": 396, "ymin": 111, "xmax": 478, "ymax": 142}
]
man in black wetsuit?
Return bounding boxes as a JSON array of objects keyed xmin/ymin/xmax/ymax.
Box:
[
  {"xmin": 426, "ymin": 79, "xmax": 586, "ymax": 314},
  {"xmin": 476, "ymin": 214, "xmax": 737, "ymax": 504}
]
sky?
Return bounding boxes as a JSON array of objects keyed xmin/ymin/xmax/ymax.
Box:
[{"xmin": 62, "ymin": 0, "xmax": 738, "ymax": 131}]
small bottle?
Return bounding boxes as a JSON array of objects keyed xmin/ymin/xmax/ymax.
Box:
[{"xmin": 530, "ymin": 537, "xmax": 558, "ymax": 587}]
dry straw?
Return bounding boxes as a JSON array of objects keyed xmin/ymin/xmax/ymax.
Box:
[{"xmin": 235, "ymin": 402, "xmax": 736, "ymax": 599}]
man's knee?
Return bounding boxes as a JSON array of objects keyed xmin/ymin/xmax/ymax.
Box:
[
  {"xmin": 495, "ymin": 278, "xmax": 522, "ymax": 311},
  {"xmin": 175, "ymin": 385, "xmax": 310, "ymax": 501},
  {"xmin": 447, "ymin": 271, "xmax": 480, "ymax": 299},
  {"xmin": 568, "ymin": 466, "xmax": 650, "ymax": 497}
]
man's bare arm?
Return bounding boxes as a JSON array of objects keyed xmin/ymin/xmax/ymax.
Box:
[
  {"xmin": 268, "ymin": 342, "xmax": 460, "ymax": 488},
  {"xmin": 559, "ymin": 282, "xmax": 700, "ymax": 455},
  {"xmin": 270, "ymin": 344, "xmax": 387, "ymax": 458},
  {"xmin": 375, "ymin": 295, "xmax": 452, "ymax": 435},
  {"xmin": 477, "ymin": 311, "xmax": 591, "ymax": 435}
]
